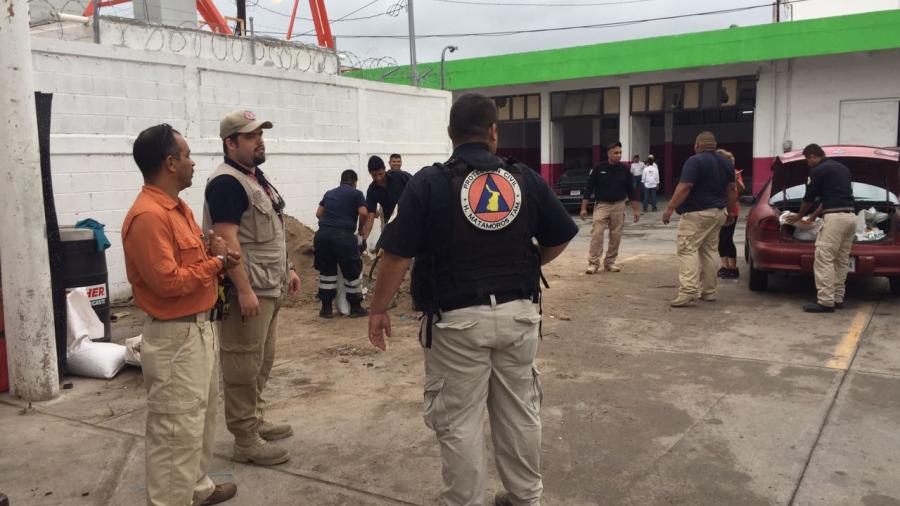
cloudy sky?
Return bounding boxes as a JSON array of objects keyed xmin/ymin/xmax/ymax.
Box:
[{"xmin": 224, "ymin": 0, "xmax": 776, "ymax": 66}]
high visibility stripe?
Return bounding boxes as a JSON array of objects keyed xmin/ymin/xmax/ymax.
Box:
[
  {"xmin": 319, "ymin": 275, "xmax": 338, "ymax": 282},
  {"xmin": 319, "ymin": 283, "xmax": 338, "ymax": 290},
  {"xmin": 346, "ymin": 278, "xmax": 362, "ymax": 287},
  {"xmin": 344, "ymin": 287, "xmax": 361, "ymax": 294}
]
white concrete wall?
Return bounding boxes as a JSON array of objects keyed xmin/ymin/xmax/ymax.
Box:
[
  {"xmin": 29, "ymin": 37, "xmax": 451, "ymax": 300},
  {"xmin": 754, "ymin": 49, "xmax": 900, "ymax": 157}
]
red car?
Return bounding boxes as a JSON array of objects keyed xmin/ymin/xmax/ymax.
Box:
[{"xmin": 745, "ymin": 145, "xmax": 900, "ymax": 294}]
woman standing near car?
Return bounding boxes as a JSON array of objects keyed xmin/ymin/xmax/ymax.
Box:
[{"xmin": 717, "ymin": 149, "xmax": 745, "ymax": 279}]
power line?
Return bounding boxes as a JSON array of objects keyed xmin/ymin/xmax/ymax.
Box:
[
  {"xmin": 314, "ymin": 1, "xmax": 798, "ymax": 39},
  {"xmin": 432, "ymin": 0, "xmax": 651, "ymax": 7}
]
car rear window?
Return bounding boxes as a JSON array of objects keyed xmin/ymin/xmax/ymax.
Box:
[{"xmin": 769, "ymin": 182, "xmax": 899, "ymax": 206}]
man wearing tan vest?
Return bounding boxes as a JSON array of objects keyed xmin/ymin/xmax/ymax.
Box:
[{"xmin": 203, "ymin": 110, "xmax": 301, "ymax": 466}]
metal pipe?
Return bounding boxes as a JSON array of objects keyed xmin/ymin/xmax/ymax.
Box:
[
  {"xmin": 92, "ymin": 0, "xmax": 100, "ymax": 43},
  {"xmin": 249, "ymin": 16, "xmax": 256, "ymax": 63},
  {"xmin": 407, "ymin": 0, "xmax": 418, "ymax": 86},
  {"xmin": 440, "ymin": 45, "xmax": 457, "ymax": 90},
  {"xmin": 53, "ymin": 12, "xmax": 91, "ymax": 23},
  {"xmin": 0, "ymin": 0, "xmax": 61, "ymax": 401}
]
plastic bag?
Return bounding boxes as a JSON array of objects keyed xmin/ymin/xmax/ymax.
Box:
[{"xmin": 779, "ymin": 211, "xmax": 822, "ymax": 240}]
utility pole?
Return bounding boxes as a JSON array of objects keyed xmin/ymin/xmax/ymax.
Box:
[
  {"xmin": 236, "ymin": 0, "xmax": 246, "ymax": 35},
  {"xmin": 0, "ymin": 0, "xmax": 60, "ymax": 402},
  {"xmin": 407, "ymin": 0, "xmax": 418, "ymax": 86}
]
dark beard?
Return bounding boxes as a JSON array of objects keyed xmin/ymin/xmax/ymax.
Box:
[{"xmin": 253, "ymin": 154, "xmax": 266, "ymax": 165}]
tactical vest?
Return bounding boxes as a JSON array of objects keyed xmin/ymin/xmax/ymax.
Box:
[
  {"xmin": 202, "ymin": 163, "xmax": 288, "ymax": 297},
  {"xmin": 411, "ymin": 157, "xmax": 542, "ymax": 317}
]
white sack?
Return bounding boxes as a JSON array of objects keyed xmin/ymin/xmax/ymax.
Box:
[
  {"xmin": 67, "ymin": 341, "xmax": 127, "ymax": 379},
  {"xmin": 124, "ymin": 335, "xmax": 142, "ymax": 367},
  {"xmin": 335, "ymin": 267, "xmax": 350, "ymax": 316},
  {"xmin": 66, "ymin": 289, "xmax": 104, "ymax": 353}
]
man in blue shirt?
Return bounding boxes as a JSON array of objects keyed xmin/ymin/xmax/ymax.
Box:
[
  {"xmin": 314, "ymin": 170, "xmax": 369, "ymax": 318},
  {"xmin": 663, "ymin": 131, "xmax": 737, "ymax": 307}
]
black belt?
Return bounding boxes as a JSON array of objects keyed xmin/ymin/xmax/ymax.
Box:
[
  {"xmin": 822, "ymin": 208, "xmax": 854, "ymax": 215},
  {"xmin": 440, "ymin": 289, "xmax": 533, "ymax": 312},
  {"xmin": 153, "ymin": 312, "xmax": 210, "ymax": 323}
]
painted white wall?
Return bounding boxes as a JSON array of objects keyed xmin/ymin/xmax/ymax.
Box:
[
  {"xmin": 757, "ymin": 49, "xmax": 900, "ymax": 156},
  {"xmin": 789, "ymin": 0, "xmax": 900, "ymax": 21},
  {"xmin": 29, "ymin": 37, "xmax": 451, "ymax": 300}
]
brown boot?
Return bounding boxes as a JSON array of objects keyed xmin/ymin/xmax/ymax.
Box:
[
  {"xmin": 199, "ymin": 483, "xmax": 237, "ymax": 505},
  {"xmin": 258, "ymin": 420, "xmax": 294, "ymax": 441},
  {"xmin": 232, "ymin": 434, "xmax": 290, "ymax": 466},
  {"xmin": 670, "ymin": 294, "xmax": 695, "ymax": 307}
]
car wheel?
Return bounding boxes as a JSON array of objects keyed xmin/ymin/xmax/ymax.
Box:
[
  {"xmin": 890, "ymin": 276, "xmax": 900, "ymax": 296},
  {"xmin": 748, "ymin": 256, "xmax": 768, "ymax": 292}
]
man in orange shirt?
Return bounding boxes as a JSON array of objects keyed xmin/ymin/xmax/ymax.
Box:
[{"xmin": 122, "ymin": 124, "xmax": 238, "ymax": 506}]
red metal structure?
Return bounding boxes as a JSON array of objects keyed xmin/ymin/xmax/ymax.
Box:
[
  {"xmin": 82, "ymin": 0, "xmax": 234, "ymax": 35},
  {"xmin": 286, "ymin": 0, "xmax": 334, "ymax": 49}
]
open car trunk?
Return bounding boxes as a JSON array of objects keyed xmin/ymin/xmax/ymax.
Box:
[{"xmin": 768, "ymin": 147, "xmax": 900, "ymax": 243}]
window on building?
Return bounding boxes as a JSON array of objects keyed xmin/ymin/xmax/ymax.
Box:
[
  {"xmin": 648, "ymin": 85, "xmax": 664, "ymax": 111},
  {"xmin": 631, "ymin": 86, "xmax": 647, "ymax": 113},
  {"xmin": 497, "ymin": 97, "xmax": 511, "ymax": 121},
  {"xmin": 527, "ymin": 95, "xmax": 540, "ymax": 119},
  {"xmin": 603, "ymin": 88, "xmax": 620, "ymax": 114},
  {"xmin": 512, "ymin": 96, "xmax": 526, "ymax": 120},
  {"xmin": 663, "ymin": 84, "xmax": 683, "ymax": 110},
  {"xmin": 720, "ymin": 79, "xmax": 738, "ymax": 107},
  {"xmin": 683, "ymin": 82, "xmax": 700, "ymax": 109},
  {"xmin": 700, "ymin": 81, "xmax": 719, "ymax": 109}
]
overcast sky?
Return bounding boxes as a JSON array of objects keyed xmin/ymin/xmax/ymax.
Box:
[{"xmin": 222, "ymin": 0, "xmax": 775, "ymax": 67}]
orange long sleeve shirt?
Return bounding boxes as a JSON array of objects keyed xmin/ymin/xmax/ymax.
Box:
[{"xmin": 122, "ymin": 185, "xmax": 223, "ymax": 320}]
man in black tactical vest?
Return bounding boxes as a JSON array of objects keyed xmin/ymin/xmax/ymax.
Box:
[{"xmin": 367, "ymin": 93, "xmax": 578, "ymax": 506}]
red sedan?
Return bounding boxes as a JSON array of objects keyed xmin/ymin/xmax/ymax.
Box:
[{"xmin": 745, "ymin": 146, "xmax": 900, "ymax": 294}]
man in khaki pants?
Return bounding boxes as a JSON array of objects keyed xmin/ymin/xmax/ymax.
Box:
[
  {"xmin": 785, "ymin": 144, "xmax": 856, "ymax": 312},
  {"xmin": 580, "ymin": 141, "xmax": 641, "ymax": 274},
  {"xmin": 368, "ymin": 93, "xmax": 579, "ymax": 506},
  {"xmin": 123, "ymin": 124, "xmax": 238, "ymax": 505},
  {"xmin": 203, "ymin": 110, "xmax": 302, "ymax": 466},
  {"xmin": 663, "ymin": 132, "xmax": 737, "ymax": 307}
]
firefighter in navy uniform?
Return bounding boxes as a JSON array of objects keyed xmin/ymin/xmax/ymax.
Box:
[{"xmin": 367, "ymin": 93, "xmax": 578, "ymax": 506}]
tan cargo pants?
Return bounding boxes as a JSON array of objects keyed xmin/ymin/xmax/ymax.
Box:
[
  {"xmin": 588, "ymin": 200, "xmax": 626, "ymax": 269},
  {"xmin": 142, "ymin": 315, "xmax": 218, "ymax": 506},
  {"xmin": 424, "ymin": 298, "xmax": 543, "ymax": 506},
  {"xmin": 219, "ymin": 295, "xmax": 281, "ymax": 441},
  {"xmin": 676, "ymin": 209, "xmax": 727, "ymax": 298},
  {"xmin": 814, "ymin": 212, "xmax": 857, "ymax": 307}
]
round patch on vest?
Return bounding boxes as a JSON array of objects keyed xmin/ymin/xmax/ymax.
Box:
[{"xmin": 460, "ymin": 168, "xmax": 522, "ymax": 231}]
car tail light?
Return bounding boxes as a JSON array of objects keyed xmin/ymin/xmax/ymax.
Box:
[{"xmin": 757, "ymin": 217, "xmax": 781, "ymax": 241}]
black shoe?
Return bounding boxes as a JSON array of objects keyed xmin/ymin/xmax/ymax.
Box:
[
  {"xmin": 652, "ymin": 207, "xmax": 658, "ymax": 212},
  {"xmin": 803, "ymin": 302, "xmax": 835, "ymax": 313},
  {"xmin": 717, "ymin": 268, "xmax": 728, "ymax": 278},
  {"xmin": 730, "ymin": 268, "xmax": 740, "ymax": 279},
  {"xmin": 348, "ymin": 304, "xmax": 369, "ymax": 318},
  {"xmin": 834, "ymin": 302, "xmax": 844, "ymax": 309},
  {"xmin": 319, "ymin": 304, "xmax": 334, "ymax": 319}
]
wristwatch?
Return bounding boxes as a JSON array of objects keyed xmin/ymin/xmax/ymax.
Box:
[{"xmin": 216, "ymin": 255, "xmax": 226, "ymax": 267}]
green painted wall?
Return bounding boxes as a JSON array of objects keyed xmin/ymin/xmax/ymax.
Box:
[{"xmin": 347, "ymin": 9, "xmax": 900, "ymax": 90}]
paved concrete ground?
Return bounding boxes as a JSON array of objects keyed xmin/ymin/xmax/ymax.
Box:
[{"xmin": 2, "ymin": 202, "xmax": 900, "ymax": 506}]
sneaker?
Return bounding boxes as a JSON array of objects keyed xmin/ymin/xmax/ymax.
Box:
[
  {"xmin": 585, "ymin": 265, "xmax": 600, "ymax": 275},
  {"xmin": 670, "ymin": 294, "xmax": 695, "ymax": 307},
  {"xmin": 717, "ymin": 268, "xmax": 728, "ymax": 278},
  {"xmin": 319, "ymin": 306, "xmax": 334, "ymax": 319},
  {"xmin": 834, "ymin": 301, "xmax": 845, "ymax": 309},
  {"xmin": 258, "ymin": 420, "xmax": 293, "ymax": 441},
  {"xmin": 199, "ymin": 483, "xmax": 237, "ymax": 505},
  {"xmin": 348, "ymin": 304, "xmax": 369, "ymax": 318},
  {"xmin": 803, "ymin": 302, "xmax": 835, "ymax": 313},
  {"xmin": 494, "ymin": 491, "xmax": 513, "ymax": 506},
  {"xmin": 604, "ymin": 264, "xmax": 621, "ymax": 272},
  {"xmin": 729, "ymin": 268, "xmax": 740, "ymax": 279},
  {"xmin": 232, "ymin": 434, "xmax": 290, "ymax": 466}
]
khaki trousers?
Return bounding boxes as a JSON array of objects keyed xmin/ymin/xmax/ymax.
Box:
[
  {"xmin": 814, "ymin": 213, "xmax": 857, "ymax": 306},
  {"xmin": 142, "ymin": 316, "xmax": 218, "ymax": 506},
  {"xmin": 424, "ymin": 299, "xmax": 543, "ymax": 506},
  {"xmin": 219, "ymin": 295, "xmax": 281, "ymax": 440},
  {"xmin": 676, "ymin": 209, "xmax": 727, "ymax": 297},
  {"xmin": 588, "ymin": 200, "xmax": 626, "ymax": 268}
]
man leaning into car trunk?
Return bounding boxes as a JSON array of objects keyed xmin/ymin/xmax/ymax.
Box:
[{"xmin": 785, "ymin": 144, "xmax": 856, "ymax": 313}]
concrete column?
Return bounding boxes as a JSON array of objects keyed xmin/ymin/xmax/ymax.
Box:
[
  {"xmin": 618, "ymin": 84, "xmax": 631, "ymax": 158},
  {"xmin": 539, "ymin": 90, "xmax": 551, "ymax": 181},
  {"xmin": 0, "ymin": 0, "xmax": 60, "ymax": 401},
  {"xmin": 631, "ymin": 116, "xmax": 651, "ymax": 161}
]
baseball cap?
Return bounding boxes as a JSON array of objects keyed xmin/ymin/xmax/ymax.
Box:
[
  {"xmin": 606, "ymin": 141, "xmax": 622, "ymax": 151},
  {"xmin": 219, "ymin": 109, "xmax": 273, "ymax": 139}
]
